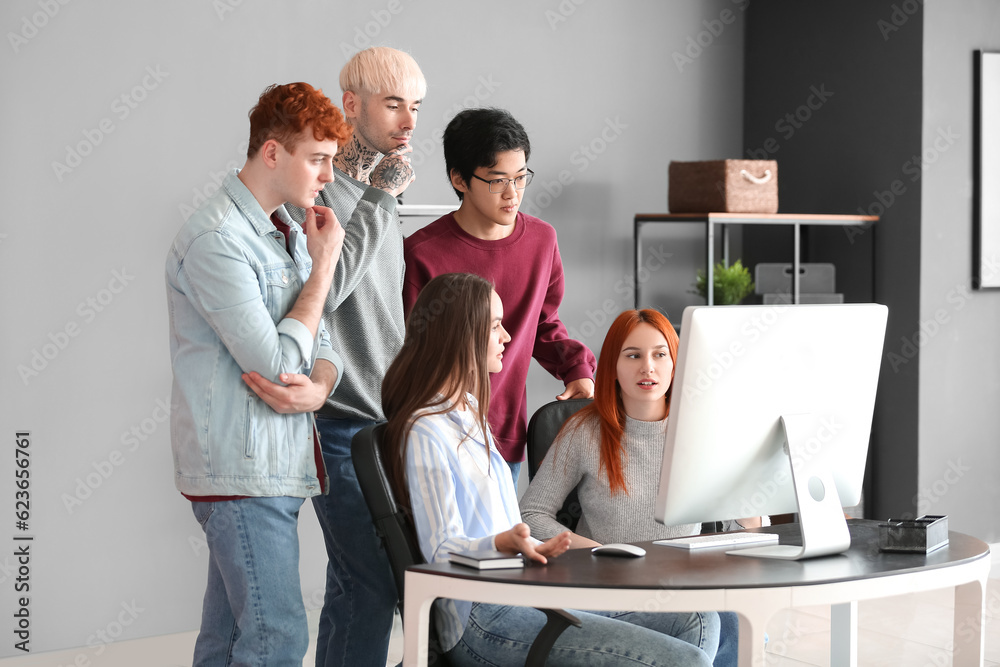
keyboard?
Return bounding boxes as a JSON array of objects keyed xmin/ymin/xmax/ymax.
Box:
[{"xmin": 653, "ymin": 532, "xmax": 780, "ymax": 550}]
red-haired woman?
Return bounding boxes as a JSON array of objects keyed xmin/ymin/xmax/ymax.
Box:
[
  {"xmin": 520, "ymin": 309, "xmax": 756, "ymax": 666},
  {"xmin": 523, "ymin": 309, "xmax": 710, "ymax": 545}
]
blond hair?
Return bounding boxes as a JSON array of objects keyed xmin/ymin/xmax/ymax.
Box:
[{"xmin": 340, "ymin": 46, "xmax": 426, "ymax": 100}]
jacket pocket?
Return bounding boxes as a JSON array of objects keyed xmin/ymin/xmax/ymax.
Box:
[
  {"xmin": 262, "ymin": 263, "xmax": 299, "ymax": 322},
  {"xmin": 243, "ymin": 393, "xmax": 256, "ymax": 459}
]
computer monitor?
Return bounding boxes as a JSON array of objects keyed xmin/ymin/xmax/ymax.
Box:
[{"xmin": 654, "ymin": 303, "xmax": 888, "ymax": 559}]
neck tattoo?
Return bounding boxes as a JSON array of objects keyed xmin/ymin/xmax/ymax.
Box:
[{"xmin": 333, "ymin": 135, "xmax": 381, "ymax": 184}]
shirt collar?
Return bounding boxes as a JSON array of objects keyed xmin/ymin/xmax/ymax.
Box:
[{"xmin": 222, "ymin": 169, "xmax": 295, "ymax": 236}]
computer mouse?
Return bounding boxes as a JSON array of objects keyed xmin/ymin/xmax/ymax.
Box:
[{"xmin": 591, "ymin": 543, "xmax": 646, "ymax": 558}]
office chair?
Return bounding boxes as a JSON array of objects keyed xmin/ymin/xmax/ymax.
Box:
[
  {"xmin": 350, "ymin": 423, "xmax": 581, "ymax": 666},
  {"xmin": 525, "ymin": 398, "xmax": 594, "ymax": 532}
]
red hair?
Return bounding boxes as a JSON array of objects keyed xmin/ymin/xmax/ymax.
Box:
[
  {"xmin": 566, "ymin": 309, "xmax": 679, "ymax": 495},
  {"xmin": 246, "ymin": 82, "xmax": 353, "ymax": 158}
]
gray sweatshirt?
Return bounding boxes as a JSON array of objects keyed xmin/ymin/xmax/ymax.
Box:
[
  {"xmin": 287, "ymin": 167, "xmax": 404, "ymax": 421},
  {"xmin": 520, "ymin": 413, "xmax": 701, "ymax": 544}
]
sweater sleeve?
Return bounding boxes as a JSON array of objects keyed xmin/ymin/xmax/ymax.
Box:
[
  {"xmin": 401, "ymin": 232, "xmax": 437, "ymax": 318},
  {"xmin": 519, "ymin": 424, "xmax": 586, "ymax": 540},
  {"xmin": 401, "ymin": 264, "xmax": 422, "ymax": 318},
  {"xmin": 289, "ymin": 185, "xmax": 398, "ymax": 313},
  {"xmin": 530, "ymin": 241, "xmax": 597, "ymax": 384},
  {"xmin": 324, "ymin": 187, "xmax": 398, "ymax": 312}
]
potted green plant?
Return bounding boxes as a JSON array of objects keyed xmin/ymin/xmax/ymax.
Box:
[{"xmin": 692, "ymin": 259, "xmax": 755, "ymax": 305}]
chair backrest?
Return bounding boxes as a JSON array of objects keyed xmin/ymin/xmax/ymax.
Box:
[
  {"xmin": 353, "ymin": 421, "xmax": 582, "ymax": 666},
  {"xmin": 350, "ymin": 423, "xmax": 424, "ymax": 603},
  {"xmin": 525, "ymin": 398, "xmax": 593, "ymax": 531}
]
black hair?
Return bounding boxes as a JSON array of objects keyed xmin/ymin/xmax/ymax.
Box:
[{"xmin": 443, "ymin": 107, "xmax": 531, "ymax": 200}]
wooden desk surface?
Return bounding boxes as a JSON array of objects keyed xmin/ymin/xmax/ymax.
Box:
[{"xmin": 409, "ymin": 521, "xmax": 989, "ymax": 591}]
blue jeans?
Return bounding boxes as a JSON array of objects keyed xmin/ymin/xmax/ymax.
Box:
[
  {"xmin": 312, "ymin": 417, "xmax": 397, "ymax": 667},
  {"xmin": 191, "ymin": 497, "xmax": 308, "ymax": 667},
  {"xmin": 714, "ymin": 611, "xmax": 738, "ymax": 667},
  {"xmin": 507, "ymin": 459, "xmax": 521, "ymax": 486},
  {"xmin": 447, "ymin": 603, "xmax": 719, "ymax": 666}
]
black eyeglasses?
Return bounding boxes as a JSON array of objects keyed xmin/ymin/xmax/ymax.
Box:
[{"xmin": 471, "ymin": 168, "xmax": 534, "ymax": 193}]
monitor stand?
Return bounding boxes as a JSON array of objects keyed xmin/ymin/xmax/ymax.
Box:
[{"xmin": 728, "ymin": 413, "xmax": 852, "ymax": 560}]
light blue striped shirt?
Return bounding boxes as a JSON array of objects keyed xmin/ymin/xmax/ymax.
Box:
[{"xmin": 406, "ymin": 396, "xmax": 525, "ymax": 651}]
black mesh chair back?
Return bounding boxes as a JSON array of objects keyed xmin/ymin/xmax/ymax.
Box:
[{"xmin": 525, "ymin": 399, "xmax": 594, "ymax": 532}]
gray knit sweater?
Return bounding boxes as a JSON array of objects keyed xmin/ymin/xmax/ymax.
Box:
[
  {"xmin": 520, "ymin": 413, "xmax": 701, "ymax": 544},
  {"xmin": 286, "ymin": 167, "xmax": 404, "ymax": 421}
]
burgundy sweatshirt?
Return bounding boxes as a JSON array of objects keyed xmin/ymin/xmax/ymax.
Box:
[{"xmin": 403, "ymin": 212, "xmax": 596, "ymax": 463}]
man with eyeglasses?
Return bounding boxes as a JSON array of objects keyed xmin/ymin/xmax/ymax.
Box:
[{"xmin": 403, "ymin": 107, "xmax": 596, "ymax": 483}]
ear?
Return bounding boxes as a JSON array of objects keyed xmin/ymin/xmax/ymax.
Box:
[
  {"xmin": 259, "ymin": 138, "xmax": 281, "ymax": 169},
  {"xmin": 449, "ymin": 168, "xmax": 470, "ymax": 194},
  {"xmin": 342, "ymin": 91, "xmax": 360, "ymax": 119}
]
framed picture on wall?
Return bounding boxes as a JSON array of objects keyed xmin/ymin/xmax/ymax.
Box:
[{"xmin": 974, "ymin": 50, "xmax": 1000, "ymax": 289}]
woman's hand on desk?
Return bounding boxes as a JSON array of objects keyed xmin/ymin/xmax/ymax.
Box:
[
  {"xmin": 495, "ymin": 523, "xmax": 572, "ymax": 564},
  {"xmin": 567, "ymin": 533, "xmax": 601, "ymax": 549}
]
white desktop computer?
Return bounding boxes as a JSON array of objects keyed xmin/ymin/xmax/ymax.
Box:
[{"xmin": 655, "ymin": 303, "xmax": 888, "ymax": 559}]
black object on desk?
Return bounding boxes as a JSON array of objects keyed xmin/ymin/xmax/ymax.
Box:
[{"xmin": 879, "ymin": 515, "xmax": 949, "ymax": 553}]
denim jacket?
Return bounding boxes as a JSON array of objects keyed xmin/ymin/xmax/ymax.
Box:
[{"xmin": 166, "ymin": 171, "xmax": 342, "ymax": 498}]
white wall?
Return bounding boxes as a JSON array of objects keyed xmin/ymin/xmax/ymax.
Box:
[
  {"xmin": 0, "ymin": 0, "xmax": 744, "ymax": 656},
  {"xmin": 919, "ymin": 0, "xmax": 1000, "ymax": 541}
]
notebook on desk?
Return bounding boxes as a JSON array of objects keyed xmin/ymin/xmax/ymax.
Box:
[{"xmin": 449, "ymin": 550, "xmax": 525, "ymax": 570}]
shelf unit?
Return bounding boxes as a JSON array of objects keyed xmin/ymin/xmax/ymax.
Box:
[{"xmin": 634, "ymin": 212, "xmax": 879, "ymax": 306}]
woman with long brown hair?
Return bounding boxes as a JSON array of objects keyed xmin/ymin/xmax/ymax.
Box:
[{"xmin": 381, "ymin": 276, "xmax": 719, "ymax": 666}]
